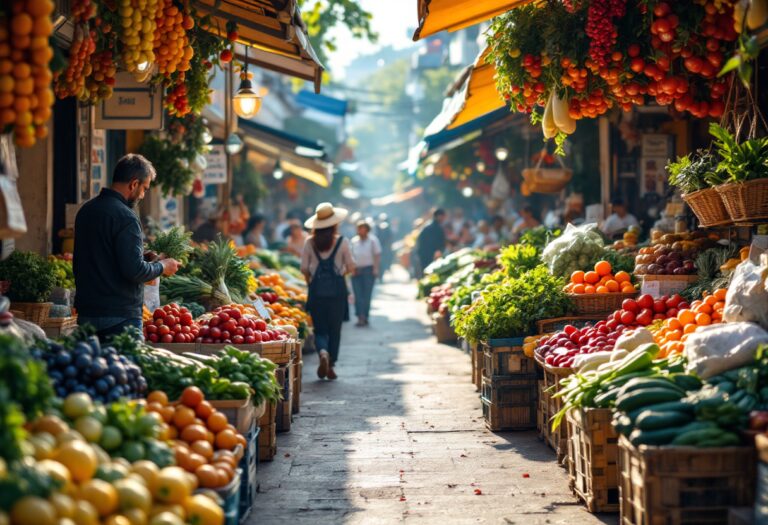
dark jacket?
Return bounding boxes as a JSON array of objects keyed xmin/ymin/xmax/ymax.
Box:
[
  {"xmin": 416, "ymin": 220, "xmax": 446, "ymax": 267},
  {"xmin": 74, "ymin": 188, "xmax": 163, "ymax": 318}
]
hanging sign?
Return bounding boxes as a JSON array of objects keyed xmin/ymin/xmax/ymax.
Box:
[
  {"xmin": 95, "ymin": 72, "xmax": 163, "ymax": 130},
  {"xmin": 203, "ymin": 146, "xmax": 226, "ymax": 185}
]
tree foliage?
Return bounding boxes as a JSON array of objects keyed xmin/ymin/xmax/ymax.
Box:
[{"xmin": 298, "ymin": 0, "xmax": 378, "ymax": 67}]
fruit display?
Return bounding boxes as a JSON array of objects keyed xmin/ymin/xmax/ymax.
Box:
[
  {"xmin": 53, "ymin": 24, "xmax": 96, "ymax": 100},
  {"xmin": 33, "ymin": 334, "xmax": 147, "ymax": 402},
  {"xmin": 256, "ymin": 272, "xmax": 308, "ymax": 303},
  {"xmin": 144, "ymin": 387, "xmax": 246, "ymax": 489},
  {"xmin": 153, "ymin": 0, "xmax": 194, "ymax": 77},
  {"xmin": 48, "ymin": 256, "xmax": 75, "ymax": 289},
  {"xmin": 541, "ymin": 224, "xmax": 606, "ymax": 279},
  {"xmin": 564, "ymin": 260, "xmax": 636, "ymax": 294},
  {"xmin": 650, "ymin": 288, "xmax": 726, "ymax": 357},
  {"xmin": 634, "ymin": 231, "xmax": 719, "ymax": 276},
  {"xmin": 0, "ymin": 0, "xmax": 56, "ymax": 147},
  {"xmin": 116, "ymin": 0, "xmax": 161, "ymax": 74},
  {"xmin": 144, "ymin": 303, "xmax": 202, "ymax": 344},
  {"xmin": 427, "ymin": 284, "xmax": 453, "ymax": 314},
  {"xmin": 197, "ymin": 307, "xmax": 289, "ymax": 344}
]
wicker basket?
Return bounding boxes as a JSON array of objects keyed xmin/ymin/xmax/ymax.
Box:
[
  {"xmin": 522, "ymin": 152, "xmax": 573, "ymax": 194},
  {"xmin": 682, "ymin": 187, "xmax": 730, "ymax": 226},
  {"xmin": 568, "ymin": 292, "xmax": 638, "ymax": 316},
  {"xmin": 41, "ymin": 316, "xmax": 78, "ymax": 337},
  {"xmin": 10, "ymin": 302, "xmax": 52, "ymax": 325},
  {"xmin": 716, "ymin": 179, "xmax": 768, "ymax": 223}
]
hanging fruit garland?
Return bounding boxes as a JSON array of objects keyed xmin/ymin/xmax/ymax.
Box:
[{"xmin": 0, "ymin": 0, "xmax": 56, "ymax": 147}]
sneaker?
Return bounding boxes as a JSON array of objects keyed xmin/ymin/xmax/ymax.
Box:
[
  {"xmin": 327, "ymin": 366, "xmax": 337, "ymax": 380},
  {"xmin": 317, "ymin": 350, "xmax": 330, "ymax": 379}
]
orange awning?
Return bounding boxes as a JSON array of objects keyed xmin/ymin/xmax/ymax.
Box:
[
  {"xmin": 424, "ymin": 46, "xmax": 506, "ymax": 136},
  {"xmin": 413, "ymin": 0, "xmax": 535, "ymax": 40},
  {"xmin": 194, "ymin": 0, "xmax": 324, "ymax": 92}
]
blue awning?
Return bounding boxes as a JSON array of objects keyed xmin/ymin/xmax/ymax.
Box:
[
  {"xmin": 295, "ymin": 90, "xmax": 348, "ymax": 117},
  {"xmin": 239, "ymin": 119, "xmax": 326, "ymax": 159}
]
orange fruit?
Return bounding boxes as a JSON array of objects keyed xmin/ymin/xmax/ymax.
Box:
[
  {"xmin": 596, "ymin": 286, "xmax": 609, "ymax": 294},
  {"xmin": 27, "ymin": 0, "xmax": 54, "ymax": 17},
  {"xmin": 195, "ymin": 401, "xmax": 214, "ymax": 420},
  {"xmin": 172, "ymin": 406, "xmax": 196, "ymax": 429},
  {"xmin": 704, "ymin": 295, "xmax": 718, "ymax": 306},
  {"xmin": 667, "ymin": 329, "xmax": 682, "ymax": 341},
  {"xmin": 683, "ymin": 323, "xmax": 698, "ymax": 335},
  {"xmin": 621, "ymin": 284, "xmax": 636, "ymax": 293},
  {"xmin": 194, "ymin": 465, "xmax": 221, "ymax": 489},
  {"xmin": 677, "ymin": 309, "xmax": 695, "ymax": 325},
  {"xmin": 159, "ymin": 406, "xmax": 175, "ymax": 424},
  {"xmin": 605, "ymin": 280, "xmax": 619, "ymax": 292},
  {"xmin": 146, "ymin": 401, "xmax": 164, "ymax": 415},
  {"xmin": 147, "ymin": 391, "xmax": 169, "ymax": 407},
  {"xmin": 186, "ymin": 453, "xmax": 207, "ymax": 472},
  {"xmin": 11, "ymin": 14, "xmax": 33, "ymax": 36},
  {"xmin": 572, "ymin": 284, "xmax": 585, "ymax": 294},
  {"xmin": 713, "ymin": 288, "xmax": 727, "ymax": 301},
  {"xmin": 584, "ymin": 285, "xmax": 596, "ymax": 294},
  {"xmin": 594, "ymin": 260, "xmax": 612, "ymax": 276},
  {"xmin": 54, "ymin": 440, "xmax": 97, "ymax": 483},
  {"xmin": 190, "ymin": 440, "xmax": 213, "ymax": 460},
  {"xmin": 180, "ymin": 424, "xmax": 208, "ymax": 444},
  {"xmin": 695, "ymin": 312, "xmax": 711, "ymax": 326},
  {"xmin": 213, "ymin": 462, "xmax": 234, "ymax": 481},
  {"xmin": 214, "ymin": 429, "xmax": 238, "ymax": 450},
  {"xmin": 694, "ymin": 303, "xmax": 712, "ymax": 315},
  {"xmin": 614, "ymin": 271, "xmax": 631, "ymax": 283},
  {"xmin": 168, "ymin": 426, "xmax": 178, "ymax": 440},
  {"xmin": 10, "ymin": 496, "xmax": 57, "ymax": 525},
  {"xmin": 667, "ymin": 318, "xmax": 682, "ymax": 331},
  {"xmin": 180, "ymin": 386, "xmax": 204, "ymax": 408},
  {"xmin": 584, "ymin": 271, "xmax": 600, "ymax": 284},
  {"xmin": 206, "ymin": 412, "xmax": 228, "ymax": 433},
  {"xmin": 78, "ymin": 479, "xmax": 118, "ymax": 517},
  {"xmin": 235, "ymin": 434, "xmax": 247, "ymax": 449},
  {"xmin": 212, "ymin": 450, "xmax": 237, "ymax": 468},
  {"xmin": 571, "ymin": 270, "xmax": 585, "ymax": 284}
]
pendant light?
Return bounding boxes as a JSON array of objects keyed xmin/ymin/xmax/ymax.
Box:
[{"xmin": 233, "ymin": 46, "xmax": 262, "ymax": 119}]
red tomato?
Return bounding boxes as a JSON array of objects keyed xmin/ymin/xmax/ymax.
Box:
[
  {"xmin": 221, "ymin": 330, "xmax": 231, "ymax": 340},
  {"xmin": 210, "ymin": 327, "xmax": 222, "ymax": 339},
  {"xmin": 622, "ymin": 299, "xmax": 639, "ymax": 313},
  {"xmin": 174, "ymin": 333, "xmax": 185, "ymax": 343},
  {"xmin": 223, "ymin": 320, "xmax": 237, "ymax": 333},
  {"xmin": 637, "ymin": 294, "xmax": 654, "ymax": 310},
  {"xmin": 254, "ymin": 319, "xmax": 267, "ymax": 332},
  {"xmin": 232, "ymin": 335, "xmax": 245, "ymax": 344},
  {"xmin": 208, "ymin": 317, "xmax": 220, "ymax": 327},
  {"xmin": 180, "ymin": 313, "xmax": 193, "ymax": 326},
  {"xmin": 161, "ymin": 333, "xmax": 174, "ymax": 343},
  {"xmin": 172, "ymin": 324, "xmax": 182, "ymax": 334},
  {"xmin": 245, "ymin": 335, "xmax": 256, "ymax": 344},
  {"xmin": 653, "ymin": 313, "xmax": 666, "ymax": 320},
  {"xmin": 235, "ymin": 327, "xmax": 245, "ymax": 336},
  {"xmin": 218, "ymin": 312, "xmax": 230, "ymax": 323},
  {"xmin": 666, "ymin": 294, "xmax": 682, "ymax": 308},
  {"xmin": 146, "ymin": 324, "xmax": 158, "ymax": 334},
  {"xmin": 148, "ymin": 333, "xmax": 159, "ymax": 343},
  {"xmin": 253, "ymin": 332, "xmax": 263, "ymax": 343},
  {"xmin": 238, "ymin": 317, "xmax": 249, "ymax": 328},
  {"xmin": 636, "ymin": 309, "xmax": 653, "ymax": 326},
  {"xmin": 153, "ymin": 308, "xmax": 166, "ymax": 320},
  {"xmin": 620, "ymin": 311, "xmax": 636, "ymax": 325},
  {"xmin": 229, "ymin": 309, "xmax": 241, "ymax": 319},
  {"xmin": 181, "ymin": 325, "xmax": 191, "ymax": 334},
  {"xmin": 653, "ymin": 300, "xmax": 667, "ymax": 313},
  {"xmin": 666, "ymin": 308, "xmax": 678, "ymax": 318},
  {"xmin": 158, "ymin": 325, "xmax": 171, "ymax": 336}
]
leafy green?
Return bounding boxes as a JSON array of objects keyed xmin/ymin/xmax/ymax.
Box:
[
  {"xmin": 518, "ymin": 226, "xmax": 562, "ymax": 251},
  {"xmin": 667, "ymin": 151, "xmax": 719, "ymax": 193},
  {"xmin": 147, "ymin": 226, "xmax": 193, "ymax": 265},
  {"xmin": 710, "ymin": 123, "xmax": 768, "ymax": 183},
  {"xmin": 0, "ymin": 251, "xmax": 56, "ymax": 303},
  {"xmin": 499, "ymin": 244, "xmax": 541, "ymax": 278}
]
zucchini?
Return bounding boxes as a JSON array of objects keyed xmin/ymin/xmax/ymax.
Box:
[
  {"xmin": 615, "ymin": 388, "xmax": 684, "ymax": 412},
  {"xmin": 715, "ymin": 381, "xmax": 736, "ymax": 394},
  {"xmin": 635, "ymin": 410, "xmax": 694, "ymax": 431},
  {"xmin": 643, "ymin": 400, "xmax": 695, "ymax": 414},
  {"xmin": 617, "ymin": 378, "xmax": 685, "ymax": 398},
  {"xmin": 600, "ymin": 369, "xmax": 657, "ymax": 391},
  {"xmin": 594, "ymin": 389, "xmax": 619, "ymax": 408},
  {"xmin": 670, "ymin": 374, "xmax": 702, "ymax": 391},
  {"xmin": 670, "ymin": 425, "xmax": 723, "ymax": 446},
  {"xmin": 629, "ymin": 426, "xmax": 683, "ymax": 446},
  {"xmin": 612, "ymin": 413, "xmax": 633, "ymax": 435}
]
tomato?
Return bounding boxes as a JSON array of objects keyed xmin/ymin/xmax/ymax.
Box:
[
  {"xmin": 181, "ymin": 325, "xmax": 191, "ymax": 334},
  {"xmin": 148, "ymin": 333, "xmax": 159, "ymax": 343},
  {"xmin": 232, "ymin": 335, "xmax": 244, "ymax": 344},
  {"xmin": 636, "ymin": 309, "xmax": 653, "ymax": 326},
  {"xmin": 653, "ymin": 300, "xmax": 667, "ymax": 313},
  {"xmin": 218, "ymin": 312, "xmax": 230, "ymax": 323},
  {"xmin": 146, "ymin": 324, "xmax": 158, "ymax": 334},
  {"xmin": 208, "ymin": 317, "xmax": 220, "ymax": 327},
  {"xmin": 220, "ymin": 330, "xmax": 230, "ymax": 340},
  {"xmin": 237, "ymin": 317, "xmax": 249, "ymax": 328},
  {"xmin": 666, "ymin": 294, "xmax": 682, "ymax": 308},
  {"xmin": 223, "ymin": 320, "xmax": 237, "ymax": 332},
  {"xmin": 229, "ymin": 309, "xmax": 241, "ymax": 319},
  {"xmin": 174, "ymin": 333, "xmax": 185, "ymax": 343},
  {"xmin": 234, "ymin": 327, "xmax": 244, "ymax": 336},
  {"xmin": 180, "ymin": 313, "xmax": 193, "ymax": 326},
  {"xmin": 253, "ymin": 332, "xmax": 263, "ymax": 343},
  {"xmin": 245, "ymin": 336, "xmax": 256, "ymax": 344},
  {"xmin": 181, "ymin": 387, "xmax": 204, "ymax": 408},
  {"xmin": 620, "ymin": 311, "xmax": 635, "ymax": 325},
  {"xmin": 678, "ymin": 301, "xmax": 690, "ymax": 310},
  {"xmin": 637, "ymin": 294, "xmax": 654, "ymax": 310},
  {"xmin": 172, "ymin": 324, "xmax": 182, "ymax": 333},
  {"xmin": 209, "ymin": 327, "xmax": 221, "ymax": 339},
  {"xmin": 622, "ymin": 299, "xmax": 639, "ymax": 313},
  {"xmin": 154, "ymin": 309, "xmax": 166, "ymax": 320},
  {"xmin": 254, "ymin": 319, "xmax": 267, "ymax": 332},
  {"xmin": 666, "ymin": 308, "xmax": 678, "ymax": 318}
]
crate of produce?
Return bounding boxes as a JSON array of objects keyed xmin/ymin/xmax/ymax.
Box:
[
  {"xmin": 291, "ymin": 354, "xmax": 304, "ymax": 414},
  {"xmin": 480, "ymin": 374, "xmax": 537, "ymax": 431},
  {"xmin": 541, "ymin": 363, "xmax": 573, "ymax": 463},
  {"xmin": 193, "ymin": 340, "xmax": 293, "ymax": 365},
  {"xmin": 639, "ymin": 274, "xmax": 699, "ymax": 298},
  {"xmin": 567, "ymin": 408, "xmax": 620, "ymax": 514},
  {"xmin": 209, "ymin": 397, "xmax": 255, "ymax": 435},
  {"xmin": 258, "ymin": 403, "xmax": 277, "ymax": 462},
  {"xmin": 481, "ymin": 337, "xmax": 534, "ymax": 378},
  {"xmin": 537, "ymin": 379, "xmax": 547, "ymax": 438},
  {"xmin": 432, "ymin": 313, "xmax": 457, "ymax": 344},
  {"xmin": 208, "ymin": 468, "xmax": 241, "ymax": 525},
  {"xmin": 275, "ymin": 365, "xmax": 293, "ymax": 433},
  {"xmin": 754, "ymin": 434, "xmax": 768, "ymax": 525},
  {"xmin": 536, "ymin": 316, "xmax": 605, "ymax": 335},
  {"xmin": 11, "ymin": 301, "xmax": 52, "ymax": 325},
  {"xmin": 568, "ymin": 292, "xmax": 638, "ymax": 316},
  {"xmin": 41, "ymin": 315, "xmax": 78, "ymax": 337},
  {"xmin": 238, "ymin": 424, "xmax": 259, "ymax": 523},
  {"xmin": 618, "ymin": 435, "xmax": 756, "ymax": 525}
]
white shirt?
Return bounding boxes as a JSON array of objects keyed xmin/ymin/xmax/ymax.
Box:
[
  {"xmin": 351, "ymin": 234, "xmax": 382, "ymax": 268},
  {"xmin": 602, "ymin": 213, "xmax": 639, "ymax": 236}
]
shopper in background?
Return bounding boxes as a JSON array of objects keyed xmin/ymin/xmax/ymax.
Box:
[
  {"xmin": 491, "ymin": 215, "xmax": 510, "ymax": 245},
  {"xmin": 457, "ymin": 221, "xmax": 475, "ymax": 247},
  {"xmin": 243, "ymin": 214, "xmax": 268, "ymax": 248},
  {"xmin": 74, "ymin": 154, "xmax": 180, "ymax": 341},
  {"xmin": 415, "ymin": 208, "xmax": 447, "ymax": 277},
  {"xmin": 512, "ymin": 205, "xmax": 541, "ymax": 241},
  {"xmin": 192, "ymin": 207, "xmax": 222, "ymax": 243},
  {"xmin": 601, "ymin": 198, "xmax": 639, "ymax": 238},
  {"xmin": 473, "ymin": 220, "xmax": 498, "ymax": 249},
  {"xmin": 350, "ymin": 219, "xmax": 381, "ymax": 327},
  {"xmin": 376, "ymin": 213, "xmax": 393, "ymax": 282},
  {"xmin": 284, "ymin": 222, "xmax": 307, "ymax": 257},
  {"xmin": 301, "ymin": 203, "xmax": 356, "ymax": 380}
]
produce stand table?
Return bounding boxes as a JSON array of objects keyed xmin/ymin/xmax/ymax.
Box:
[
  {"xmin": 208, "ymin": 397, "xmax": 257, "ymax": 435},
  {"xmin": 204, "ymin": 467, "xmax": 241, "ymax": 525},
  {"xmin": 618, "ymin": 435, "xmax": 755, "ymax": 525},
  {"xmin": 639, "ymin": 275, "xmax": 698, "ymax": 298},
  {"xmin": 238, "ymin": 423, "xmax": 260, "ymax": 523},
  {"xmin": 41, "ymin": 316, "xmax": 78, "ymax": 337},
  {"xmin": 567, "ymin": 407, "xmax": 620, "ymax": 513}
]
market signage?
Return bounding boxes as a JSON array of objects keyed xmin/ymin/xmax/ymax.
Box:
[
  {"xmin": 203, "ymin": 145, "xmax": 227, "ymax": 185},
  {"xmin": 95, "ymin": 72, "xmax": 163, "ymax": 130}
]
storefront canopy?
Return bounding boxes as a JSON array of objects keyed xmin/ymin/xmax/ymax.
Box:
[
  {"xmin": 194, "ymin": 0, "xmax": 324, "ymax": 92},
  {"xmin": 423, "ymin": 47, "xmax": 505, "ymax": 136},
  {"xmin": 240, "ymin": 119, "xmax": 332, "ymax": 187},
  {"xmin": 412, "ymin": 0, "xmax": 534, "ymax": 40},
  {"xmin": 295, "ymin": 90, "xmax": 348, "ymax": 117}
]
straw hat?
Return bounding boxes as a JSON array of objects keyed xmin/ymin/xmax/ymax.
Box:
[{"xmin": 304, "ymin": 202, "xmax": 349, "ymax": 229}]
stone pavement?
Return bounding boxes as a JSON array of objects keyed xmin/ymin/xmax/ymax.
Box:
[{"xmin": 251, "ymin": 269, "xmax": 618, "ymax": 524}]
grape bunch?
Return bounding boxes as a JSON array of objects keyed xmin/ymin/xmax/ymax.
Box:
[
  {"xmin": 585, "ymin": 0, "xmax": 627, "ymax": 69},
  {"xmin": 164, "ymin": 80, "xmax": 189, "ymax": 116}
]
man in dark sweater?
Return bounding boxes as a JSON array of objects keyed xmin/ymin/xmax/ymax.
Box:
[
  {"xmin": 74, "ymin": 154, "xmax": 180, "ymax": 340},
  {"xmin": 415, "ymin": 208, "xmax": 447, "ymax": 277}
]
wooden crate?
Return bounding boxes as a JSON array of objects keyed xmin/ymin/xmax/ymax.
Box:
[
  {"xmin": 618, "ymin": 435, "xmax": 756, "ymax": 525},
  {"xmin": 291, "ymin": 354, "xmax": 304, "ymax": 414},
  {"xmin": 162, "ymin": 340, "xmax": 293, "ymax": 365},
  {"xmin": 471, "ymin": 342, "xmax": 483, "ymax": 392},
  {"xmin": 541, "ymin": 363, "xmax": 573, "ymax": 463},
  {"xmin": 209, "ymin": 397, "xmax": 255, "ymax": 435},
  {"xmin": 567, "ymin": 408, "xmax": 620, "ymax": 513},
  {"xmin": 275, "ymin": 365, "xmax": 293, "ymax": 433},
  {"xmin": 480, "ymin": 374, "xmax": 537, "ymax": 431},
  {"xmin": 258, "ymin": 403, "xmax": 277, "ymax": 462},
  {"xmin": 481, "ymin": 338, "xmax": 534, "ymax": 378},
  {"xmin": 537, "ymin": 379, "xmax": 547, "ymax": 438}
]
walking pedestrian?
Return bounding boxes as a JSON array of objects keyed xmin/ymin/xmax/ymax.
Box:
[
  {"xmin": 375, "ymin": 213, "xmax": 393, "ymax": 282},
  {"xmin": 301, "ymin": 202, "xmax": 356, "ymax": 380},
  {"xmin": 415, "ymin": 208, "xmax": 447, "ymax": 277},
  {"xmin": 351, "ymin": 219, "xmax": 381, "ymax": 327}
]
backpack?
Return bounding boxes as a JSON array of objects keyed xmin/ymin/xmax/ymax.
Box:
[{"xmin": 309, "ymin": 237, "xmax": 347, "ymax": 300}]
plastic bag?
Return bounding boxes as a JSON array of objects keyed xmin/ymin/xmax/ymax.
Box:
[
  {"xmin": 143, "ymin": 279, "xmax": 161, "ymax": 313},
  {"xmin": 723, "ymin": 259, "xmax": 768, "ymax": 329},
  {"xmin": 541, "ymin": 222, "xmax": 604, "ymax": 278},
  {"xmin": 684, "ymin": 322, "xmax": 768, "ymax": 379}
]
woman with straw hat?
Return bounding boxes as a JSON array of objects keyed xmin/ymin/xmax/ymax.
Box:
[{"xmin": 301, "ymin": 202, "xmax": 356, "ymax": 380}]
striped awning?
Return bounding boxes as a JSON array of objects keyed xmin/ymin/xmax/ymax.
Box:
[
  {"xmin": 194, "ymin": 0, "xmax": 324, "ymax": 92},
  {"xmin": 413, "ymin": 0, "xmax": 535, "ymax": 40}
]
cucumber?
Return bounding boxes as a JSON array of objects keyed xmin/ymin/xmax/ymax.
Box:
[
  {"xmin": 601, "ymin": 370, "xmax": 658, "ymax": 390},
  {"xmin": 629, "ymin": 426, "xmax": 683, "ymax": 446},
  {"xmin": 612, "ymin": 413, "xmax": 633, "ymax": 435},
  {"xmin": 643, "ymin": 400, "xmax": 695, "ymax": 414},
  {"xmin": 594, "ymin": 389, "xmax": 619, "ymax": 408},
  {"xmin": 736, "ymin": 394, "xmax": 758, "ymax": 412},
  {"xmin": 635, "ymin": 410, "xmax": 694, "ymax": 431},
  {"xmin": 670, "ymin": 374, "xmax": 703, "ymax": 391},
  {"xmin": 615, "ymin": 388, "xmax": 684, "ymax": 412},
  {"xmin": 618, "ymin": 378, "xmax": 685, "ymax": 398},
  {"xmin": 715, "ymin": 381, "xmax": 736, "ymax": 394},
  {"xmin": 671, "ymin": 426, "xmax": 724, "ymax": 446}
]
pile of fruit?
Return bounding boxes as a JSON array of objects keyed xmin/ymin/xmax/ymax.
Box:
[
  {"xmin": 198, "ymin": 307, "xmax": 288, "ymax": 345},
  {"xmin": 145, "ymin": 387, "xmax": 246, "ymax": 489},
  {"xmin": 634, "ymin": 231, "xmax": 719, "ymax": 276},
  {"xmin": 144, "ymin": 303, "xmax": 201, "ymax": 344},
  {"xmin": 651, "ymin": 288, "xmax": 726, "ymax": 357},
  {"xmin": 48, "ymin": 255, "xmax": 75, "ymax": 289},
  {"xmin": 256, "ymin": 273, "xmax": 307, "ymax": 303},
  {"xmin": 564, "ymin": 260, "xmax": 636, "ymax": 294},
  {"xmin": 427, "ymin": 284, "xmax": 453, "ymax": 314}
]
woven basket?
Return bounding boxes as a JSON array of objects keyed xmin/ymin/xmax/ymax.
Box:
[
  {"xmin": 10, "ymin": 302, "xmax": 52, "ymax": 325},
  {"xmin": 716, "ymin": 179, "xmax": 768, "ymax": 223},
  {"xmin": 568, "ymin": 292, "xmax": 638, "ymax": 315},
  {"xmin": 682, "ymin": 187, "xmax": 730, "ymax": 226},
  {"xmin": 521, "ymin": 150, "xmax": 573, "ymax": 194}
]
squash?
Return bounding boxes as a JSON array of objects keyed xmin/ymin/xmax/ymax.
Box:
[
  {"xmin": 748, "ymin": 0, "xmax": 768, "ymax": 30},
  {"xmin": 552, "ymin": 92, "xmax": 576, "ymax": 134},
  {"xmin": 734, "ymin": 0, "xmax": 749, "ymax": 32},
  {"xmin": 542, "ymin": 93, "xmax": 558, "ymax": 139}
]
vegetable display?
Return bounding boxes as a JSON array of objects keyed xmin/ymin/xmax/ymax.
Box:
[
  {"xmin": 47, "ymin": 256, "xmax": 75, "ymax": 290},
  {"xmin": 0, "ymin": 251, "xmax": 56, "ymax": 303},
  {"xmin": 564, "ymin": 260, "xmax": 636, "ymax": 294},
  {"xmin": 541, "ymin": 224, "xmax": 606, "ymax": 279},
  {"xmin": 146, "ymin": 226, "xmax": 194, "ymax": 265},
  {"xmin": 144, "ymin": 303, "xmax": 201, "ymax": 344},
  {"xmin": 198, "ymin": 306, "xmax": 288, "ymax": 344}
]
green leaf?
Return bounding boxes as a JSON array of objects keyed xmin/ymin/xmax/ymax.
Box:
[{"xmin": 718, "ymin": 55, "xmax": 742, "ymax": 77}]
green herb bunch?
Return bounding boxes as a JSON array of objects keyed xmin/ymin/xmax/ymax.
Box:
[
  {"xmin": 499, "ymin": 244, "xmax": 541, "ymax": 279},
  {"xmin": 710, "ymin": 123, "xmax": 768, "ymax": 183},
  {"xmin": 667, "ymin": 150, "xmax": 719, "ymax": 194},
  {"xmin": 0, "ymin": 251, "xmax": 56, "ymax": 303},
  {"xmin": 147, "ymin": 226, "xmax": 194, "ymax": 265}
]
